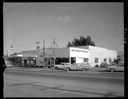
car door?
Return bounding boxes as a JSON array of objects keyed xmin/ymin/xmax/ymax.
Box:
[
  {"xmin": 77, "ymin": 63, "xmax": 81, "ymax": 70},
  {"xmin": 78, "ymin": 63, "xmax": 84, "ymax": 70},
  {"xmin": 70, "ymin": 63, "xmax": 78, "ymax": 70}
]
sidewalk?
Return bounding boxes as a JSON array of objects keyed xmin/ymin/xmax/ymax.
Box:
[{"xmin": 6, "ymin": 66, "xmax": 61, "ymax": 72}]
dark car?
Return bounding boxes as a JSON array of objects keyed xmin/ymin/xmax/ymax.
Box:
[{"xmin": 106, "ymin": 62, "xmax": 124, "ymax": 72}]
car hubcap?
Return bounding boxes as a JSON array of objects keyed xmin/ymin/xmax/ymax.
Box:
[
  {"xmin": 83, "ymin": 69, "xmax": 86, "ymax": 71},
  {"xmin": 66, "ymin": 68, "xmax": 69, "ymax": 71},
  {"xmin": 111, "ymin": 69, "xmax": 114, "ymax": 72}
]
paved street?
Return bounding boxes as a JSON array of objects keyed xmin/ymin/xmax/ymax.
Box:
[{"xmin": 4, "ymin": 68, "xmax": 124, "ymax": 97}]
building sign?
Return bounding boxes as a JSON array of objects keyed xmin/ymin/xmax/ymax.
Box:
[{"xmin": 71, "ymin": 48, "xmax": 88, "ymax": 53}]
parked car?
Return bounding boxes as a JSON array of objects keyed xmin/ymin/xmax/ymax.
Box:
[
  {"xmin": 106, "ymin": 63, "xmax": 124, "ymax": 72},
  {"xmin": 64, "ymin": 63, "xmax": 91, "ymax": 71},
  {"xmin": 5, "ymin": 60, "xmax": 13, "ymax": 68},
  {"xmin": 54, "ymin": 63, "xmax": 70, "ymax": 70}
]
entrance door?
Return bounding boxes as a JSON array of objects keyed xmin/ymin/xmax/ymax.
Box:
[
  {"xmin": 24, "ymin": 59, "xmax": 27, "ymax": 66},
  {"xmin": 71, "ymin": 57, "xmax": 76, "ymax": 64}
]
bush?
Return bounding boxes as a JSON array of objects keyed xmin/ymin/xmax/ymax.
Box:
[
  {"xmin": 95, "ymin": 65, "xmax": 99, "ymax": 67},
  {"xmin": 100, "ymin": 62, "xmax": 108, "ymax": 68}
]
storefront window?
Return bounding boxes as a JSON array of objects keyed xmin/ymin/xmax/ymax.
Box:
[
  {"xmin": 55, "ymin": 57, "xmax": 69, "ymax": 65},
  {"xmin": 55, "ymin": 58, "xmax": 61, "ymax": 65}
]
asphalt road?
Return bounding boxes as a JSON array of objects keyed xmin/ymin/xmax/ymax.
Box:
[{"xmin": 4, "ymin": 68, "xmax": 124, "ymax": 97}]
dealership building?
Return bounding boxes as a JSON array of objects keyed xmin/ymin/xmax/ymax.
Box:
[{"xmin": 21, "ymin": 45, "xmax": 117, "ymax": 67}]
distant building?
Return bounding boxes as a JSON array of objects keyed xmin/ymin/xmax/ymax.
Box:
[
  {"xmin": 4, "ymin": 53, "xmax": 23, "ymax": 67},
  {"xmin": 21, "ymin": 46, "xmax": 117, "ymax": 67}
]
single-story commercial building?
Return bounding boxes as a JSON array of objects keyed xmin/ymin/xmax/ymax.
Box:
[
  {"xmin": 4, "ymin": 53, "xmax": 23, "ymax": 67},
  {"xmin": 29, "ymin": 45, "xmax": 117, "ymax": 67}
]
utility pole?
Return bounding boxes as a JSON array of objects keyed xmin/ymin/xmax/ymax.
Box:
[
  {"xmin": 50, "ymin": 38, "xmax": 59, "ymax": 68},
  {"xmin": 6, "ymin": 50, "xmax": 8, "ymax": 57},
  {"xmin": 36, "ymin": 42, "xmax": 40, "ymax": 67},
  {"xmin": 43, "ymin": 40, "xmax": 45, "ymax": 67},
  {"xmin": 10, "ymin": 45, "xmax": 14, "ymax": 55}
]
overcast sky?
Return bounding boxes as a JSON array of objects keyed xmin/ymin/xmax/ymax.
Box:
[{"xmin": 3, "ymin": 2, "xmax": 124, "ymax": 54}]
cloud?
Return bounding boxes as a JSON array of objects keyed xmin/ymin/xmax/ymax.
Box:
[{"xmin": 58, "ymin": 16, "xmax": 70, "ymax": 22}]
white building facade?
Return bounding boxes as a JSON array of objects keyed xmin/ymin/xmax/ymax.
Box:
[
  {"xmin": 87, "ymin": 46, "xmax": 117, "ymax": 67},
  {"xmin": 69, "ymin": 47, "xmax": 89, "ymax": 64},
  {"xmin": 53, "ymin": 46, "xmax": 117, "ymax": 67}
]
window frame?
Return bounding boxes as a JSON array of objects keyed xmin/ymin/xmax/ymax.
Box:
[
  {"xmin": 84, "ymin": 58, "xmax": 88, "ymax": 62},
  {"xmin": 95, "ymin": 58, "xmax": 98, "ymax": 63}
]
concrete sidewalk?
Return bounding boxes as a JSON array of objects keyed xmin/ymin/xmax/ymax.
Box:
[
  {"xmin": 6, "ymin": 66, "xmax": 124, "ymax": 75},
  {"xmin": 6, "ymin": 66, "xmax": 61, "ymax": 72}
]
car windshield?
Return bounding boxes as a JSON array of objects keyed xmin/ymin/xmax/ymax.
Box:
[{"xmin": 61, "ymin": 63, "xmax": 70, "ymax": 65}]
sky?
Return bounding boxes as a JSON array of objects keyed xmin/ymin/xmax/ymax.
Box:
[{"xmin": 3, "ymin": 2, "xmax": 124, "ymax": 55}]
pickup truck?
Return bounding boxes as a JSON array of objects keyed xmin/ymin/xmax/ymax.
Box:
[
  {"xmin": 54, "ymin": 63, "xmax": 70, "ymax": 70},
  {"xmin": 64, "ymin": 63, "xmax": 91, "ymax": 71}
]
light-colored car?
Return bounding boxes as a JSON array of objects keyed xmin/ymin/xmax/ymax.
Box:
[
  {"xmin": 106, "ymin": 63, "xmax": 124, "ymax": 72},
  {"xmin": 5, "ymin": 60, "xmax": 13, "ymax": 68},
  {"xmin": 54, "ymin": 63, "xmax": 71, "ymax": 70},
  {"xmin": 64, "ymin": 63, "xmax": 91, "ymax": 71}
]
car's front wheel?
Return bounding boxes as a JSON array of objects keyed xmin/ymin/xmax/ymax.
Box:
[
  {"xmin": 55, "ymin": 67, "xmax": 58, "ymax": 70},
  {"xmin": 65, "ymin": 67, "xmax": 70, "ymax": 71},
  {"xmin": 82, "ymin": 68, "xmax": 87, "ymax": 71},
  {"xmin": 110, "ymin": 68, "xmax": 115, "ymax": 72}
]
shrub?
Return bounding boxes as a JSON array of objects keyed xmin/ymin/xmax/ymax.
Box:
[
  {"xmin": 100, "ymin": 62, "xmax": 108, "ymax": 68},
  {"xmin": 95, "ymin": 65, "xmax": 99, "ymax": 67}
]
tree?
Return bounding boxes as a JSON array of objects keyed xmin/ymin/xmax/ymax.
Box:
[
  {"xmin": 67, "ymin": 42, "xmax": 72, "ymax": 47},
  {"xmin": 67, "ymin": 35, "xmax": 95, "ymax": 47},
  {"xmin": 114, "ymin": 55, "xmax": 122, "ymax": 65},
  {"xmin": 80, "ymin": 36, "xmax": 87, "ymax": 45},
  {"xmin": 86, "ymin": 36, "xmax": 95, "ymax": 46}
]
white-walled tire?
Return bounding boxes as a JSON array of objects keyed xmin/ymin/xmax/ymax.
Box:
[
  {"xmin": 65, "ymin": 67, "xmax": 70, "ymax": 71},
  {"xmin": 110, "ymin": 68, "xmax": 115, "ymax": 72},
  {"xmin": 82, "ymin": 68, "xmax": 87, "ymax": 71},
  {"xmin": 55, "ymin": 67, "xmax": 58, "ymax": 70}
]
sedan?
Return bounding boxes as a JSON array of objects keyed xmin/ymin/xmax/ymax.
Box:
[{"xmin": 106, "ymin": 64, "xmax": 124, "ymax": 72}]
